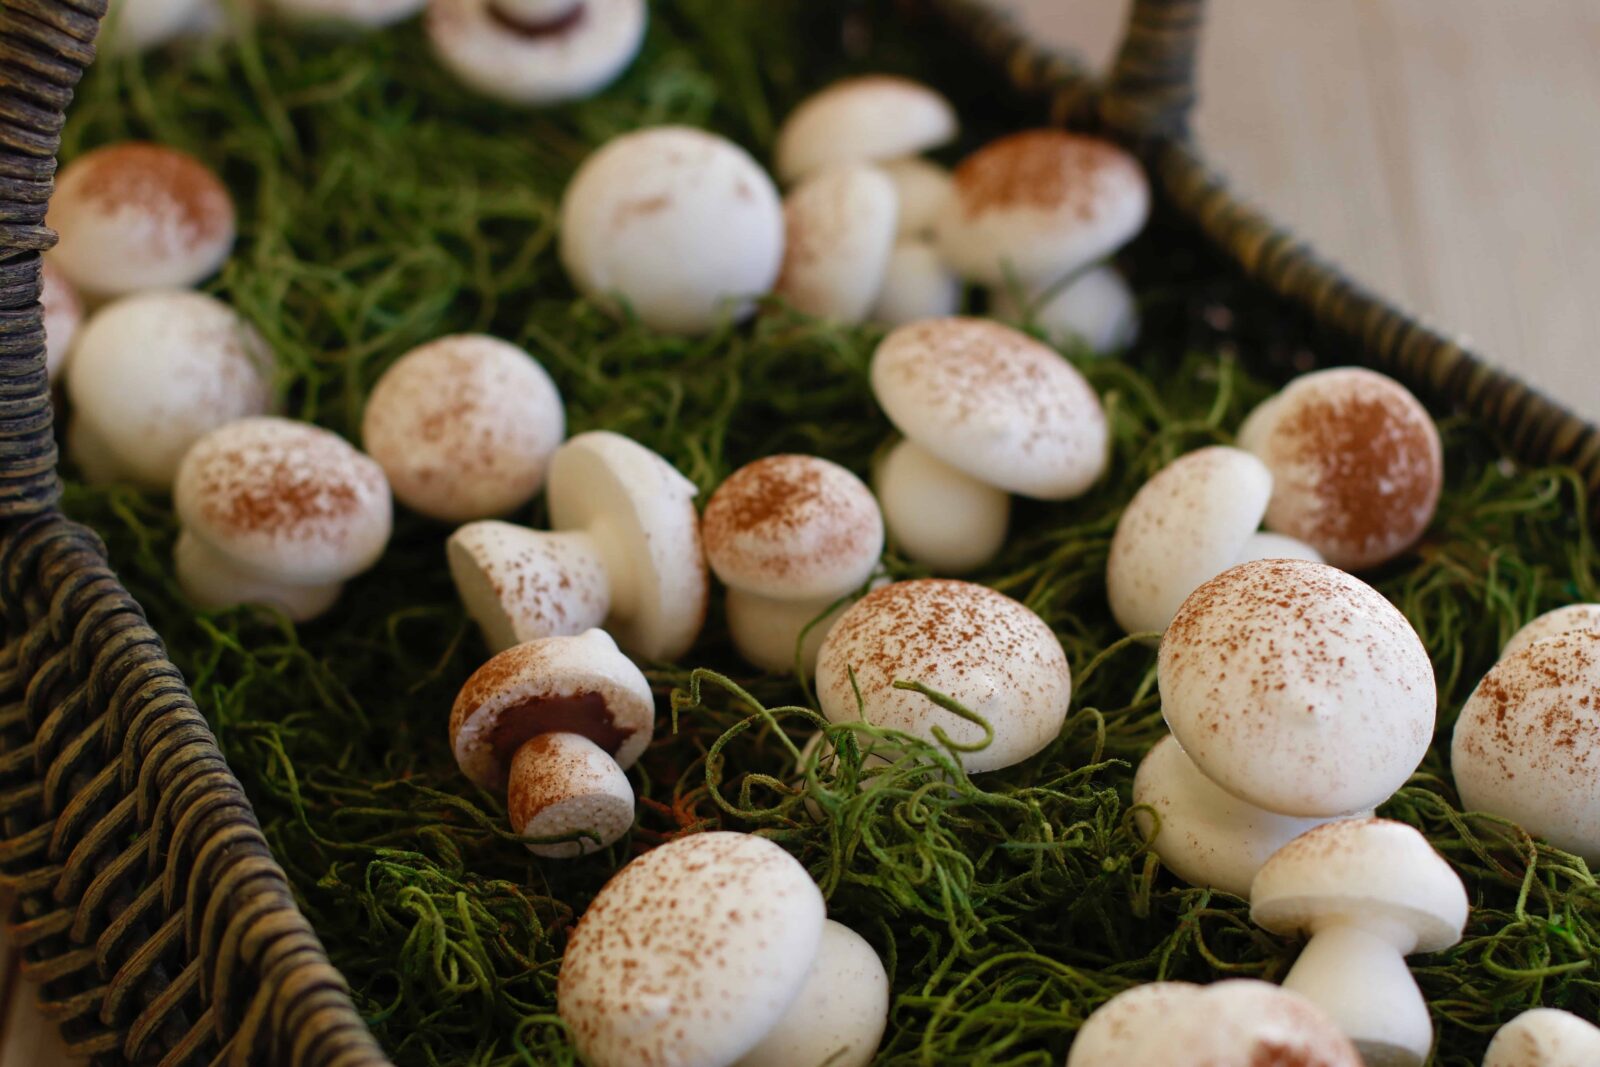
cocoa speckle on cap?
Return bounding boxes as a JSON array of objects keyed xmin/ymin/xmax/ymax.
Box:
[
  {"xmin": 951, "ymin": 129, "xmax": 1143, "ymax": 219},
  {"xmin": 65, "ymin": 142, "xmax": 233, "ymax": 258},
  {"xmin": 1456, "ymin": 632, "xmax": 1600, "ymax": 784}
]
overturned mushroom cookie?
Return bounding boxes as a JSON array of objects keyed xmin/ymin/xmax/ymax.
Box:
[{"xmin": 427, "ymin": 0, "xmax": 647, "ymax": 105}]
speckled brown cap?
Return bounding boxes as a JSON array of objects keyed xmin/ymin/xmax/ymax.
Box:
[
  {"xmin": 936, "ymin": 130, "xmax": 1149, "ymax": 287},
  {"xmin": 362, "ymin": 334, "xmax": 565, "ymax": 523},
  {"xmin": 557, "ymin": 831, "xmax": 826, "ymax": 1067},
  {"xmin": 814, "ymin": 579, "xmax": 1072, "ymax": 774},
  {"xmin": 1483, "ymin": 1008, "xmax": 1600, "ymax": 1067},
  {"xmin": 773, "ymin": 164, "xmax": 899, "ymax": 325},
  {"xmin": 1501, "ymin": 603, "xmax": 1600, "ymax": 660},
  {"xmin": 47, "ymin": 142, "xmax": 234, "ymax": 299},
  {"xmin": 1451, "ymin": 631, "xmax": 1600, "ymax": 860},
  {"xmin": 1159, "ymin": 559, "xmax": 1435, "ymax": 818},
  {"xmin": 449, "ymin": 629, "xmax": 655, "ymax": 790},
  {"xmin": 173, "ymin": 416, "xmax": 391, "ymax": 585},
  {"xmin": 870, "ymin": 317, "xmax": 1109, "ymax": 500},
  {"xmin": 774, "ymin": 75, "xmax": 957, "ymax": 185},
  {"xmin": 703, "ymin": 454, "xmax": 883, "ymax": 601},
  {"xmin": 1238, "ymin": 367, "xmax": 1443, "ymax": 570},
  {"xmin": 1112, "ymin": 980, "xmax": 1362, "ymax": 1066},
  {"xmin": 1068, "ymin": 982, "xmax": 1201, "ymax": 1067},
  {"xmin": 446, "ymin": 520, "xmax": 611, "ymax": 653}
]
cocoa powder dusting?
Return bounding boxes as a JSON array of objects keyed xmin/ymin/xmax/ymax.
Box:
[
  {"xmin": 952, "ymin": 129, "xmax": 1138, "ymax": 218},
  {"xmin": 72, "ymin": 143, "xmax": 232, "ymax": 252}
]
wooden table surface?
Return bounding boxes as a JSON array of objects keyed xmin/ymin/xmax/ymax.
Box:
[{"xmin": 4, "ymin": 0, "xmax": 1598, "ymax": 1062}]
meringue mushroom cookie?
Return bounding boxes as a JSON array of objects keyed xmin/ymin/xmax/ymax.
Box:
[
  {"xmin": 1066, "ymin": 981, "xmax": 1201, "ymax": 1067},
  {"xmin": 39, "ymin": 260, "xmax": 82, "ymax": 381},
  {"xmin": 815, "ymin": 580, "xmax": 1072, "ymax": 774},
  {"xmin": 1160, "ymin": 559, "xmax": 1435, "ymax": 817},
  {"xmin": 990, "ymin": 265, "xmax": 1139, "ymax": 356},
  {"xmin": 1106, "ymin": 446, "xmax": 1274, "ymax": 637},
  {"xmin": 426, "ymin": 0, "xmax": 646, "ymax": 105},
  {"xmin": 936, "ymin": 130, "xmax": 1149, "ymax": 287},
  {"xmin": 361, "ymin": 334, "xmax": 565, "ymax": 522},
  {"xmin": 774, "ymin": 164, "xmax": 899, "ymax": 324},
  {"xmin": 66, "ymin": 291, "xmax": 273, "ymax": 492},
  {"xmin": 506, "ymin": 731, "xmax": 634, "ymax": 859},
  {"xmin": 559, "ymin": 126, "xmax": 784, "ymax": 334},
  {"xmin": 1500, "ymin": 603, "xmax": 1600, "ymax": 659},
  {"xmin": 1483, "ymin": 1008, "xmax": 1600, "ymax": 1067},
  {"xmin": 447, "ymin": 520, "xmax": 612, "ymax": 651},
  {"xmin": 173, "ymin": 529, "xmax": 343, "ymax": 622},
  {"xmin": 878, "ymin": 157, "xmax": 952, "ymax": 239},
  {"xmin": 1451, "ymin": 631, "xmax": 1600, "ymax": 860},
  {"xmin": 48, "ymin": 143, "xmax": 234, "ymax": 299},
  {"xmin": 730, "ymin": 920, "xmax": 890, "ymax": 1067},
  {"xmin": 558, "ymin": 832, "xmax": 827, "ymax": 1067},
  {"xmin": 870, "ymin": 240, "xmax": 960, "ymax": 328},
  {"xmin": 774, "ymin": 75, "xmax": 957, "ymax": 185},
  {"xmin": 273, "ymin": 0, "xmax": 425, "ymax": 27},
  {"xmin": 1238, "ymin": 367, "xmax": 1443, "ymax": 570},
  {"xmin": 1119, "ymin": 980, "xmax": 1363, "ymax": 1067}
]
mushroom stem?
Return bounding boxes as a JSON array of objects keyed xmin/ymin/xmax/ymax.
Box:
[
  {"xmin": 1280, "ymin": 919, "xmax": 1432, "ymax": 1067},
  {"xmin": 174, "ymin": 529, "xmax": 343, "ymax": 623},
  {"xmin": 875, "ymin": 439, "xmax": 1009, "ymax": 573},
  {"xmin": 731, "ymin": 919, "xmax": 889, "ymax": 1067},
  {"xmin": 507, "ymin": 731, "xmax": 634, "ymax": 858},
  {"xmin": 725, "ymin": 587, "xmax": 851, "ymax": 675}
]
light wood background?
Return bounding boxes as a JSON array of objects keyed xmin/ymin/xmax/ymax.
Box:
[{"xmin": 3, "ymin": 0, "xmax": 1598, "ymax": 1062}]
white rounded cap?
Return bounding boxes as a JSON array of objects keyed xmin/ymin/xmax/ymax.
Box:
[
  {"xmin": 702, "ymin": 454, "xmax": 882, "ymax": 600},
  {"xmin": 48, "ymin": 143, "xmax": 234, "ymax": 299},
  {"xmin": 1502, "ymin": 604, "xmax": 1600, "ymax": 659},
  {"xmin": 730, "ymin": 919, "xmax": 888, "ymax": 1067},
  {"xmin": 447, "ymin": 521, "xmax": 610, "ymax": 652},
  {"xmin": 1160, "ymin": 559, "xmax": 1435, "ymax": 817},
  {"xmin": 547, "ymin": 431, "xmax": 708, "ymax": 660},
  {"xmin": 67, "ymin": 291, "xmax": 273, "ymax": 492},
  {"xmin": 559, "ymin": 126, "xmax": 784, "ymax": 334},
  {"xmin": 427, "ymin": 0, "xmax": 646, "ymax": 105},
  {"xmin": 773, "ymin": 164, "xmax": 898, "ymax": 324},
  {"xmin": 991, "ymin": 265, "xmax": 1139, "ymax": 355},
  {"xmin": 102, "ymin": 0, "xmax": 206, "ymax": 52},
  {"xmin": 174, "ymin": 528, "xmax": 343, "ymax": 622},
  {"xmin": 936, "ymin": 131, "xmax": 1149, "ymax": 287},
  {"xmin": 40, "ymin": 260, "xmax": 81, "ymax": 382},
  {"xmin": 361, "ymin": 334, "xmax": 565, "ymax": 522},
  {"xmin": 558, "ymin": 831, "xmax": 826, "ymax": 1067},
  {"xmin": 1451, "ymin": 632, "xmax": 1600, "ymax": 860},
  {"xmin": 1238, "ymin": 367, "xmax": 1442, "ymax": 570},
  {"xmin": 1251, "ymin": 818, "xmax": 1468, "ymax": 953},
  {"xmin": 1107, "ymin": 446, "xmax": 1273, "ymax": 637},
  {"xmin": 507, "ymin": 731, "xmax": 634, "ymax": 858},
  {"xmin": 874, "ymin": 439, "xmax": 1009, "ymax": 573},
  {"xmin": 815, "ymin": 579, "xmax": 1071, "ymax": 773},
  {"xmin": 774, "ymin": 76, "xmax": 957, "ymax": 185},
  {"xmin": 871, "ymin": 240, "xmax": 960, "ymax": 327},
  {"xmin": 879, "ymin": 157, "xmax": 952, "ymax": 239},
  {"xmin": 1133, "ymin": 734, "xmax": 1367, "ymax": 899},
  {"xmin": 1068, "ymin": 982, "xmax": 1202, "ymax": 1066},
  {"xmin": 1119, "ymin": 980, "xmax": 1362, "ymax": 1066},
  {"xmin": 1483, "ymin": 1008, "xmax": 1600, "ymax": 1067},
  {"xmin": 273, "ymin": 0, "xmax": 423, "ymax": 26},
  {"xmin": 450, "ymin": 628, "xmax": 654, "ymax": 788},
  {"xmin": 174, "ymin": 416, "xmax": 392, "ymax": 585},
  {"xmin": 871, "ymin": 317, "xmax": 1108, "ymax": 500},
  {"xmin": 1234, "ymin": 530, "xmax": 1324, "ymax": 565}
]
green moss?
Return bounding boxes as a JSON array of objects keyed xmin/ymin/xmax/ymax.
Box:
[{"xmin": 57, "ymin": 3, "xmax": 1600, "ymax": 1064}]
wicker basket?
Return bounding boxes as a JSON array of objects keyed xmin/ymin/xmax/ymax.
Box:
[{"xmin": 0, "ymin": 0, "xmax": 1594, "ymax": 1063}]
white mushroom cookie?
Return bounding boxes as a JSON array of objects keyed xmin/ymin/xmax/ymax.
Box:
[
  {"xmin": 990, "ymin": 265, "xmax": 1139, "ymax": 356},
  {"xmin": 273, "ymin": 0, "xmax": 424, "ymax": 26},
  {"xmin": 1500, "ymin": 603, "xmax": 1600, "ymax": 659},
  {"xmin": 773, "ymin": 164, "xmax": 899, "ymax": 325},
  {"xmin": 48, "ymin": 143, "xmax": 234, "ymax": 299},
  {"xmin": 870, "ymin": 240, "xmax": 960, "ymax": 327},
  {"xmin": 361, "ymin": 334, "xmax": 565, "ymax": 523},
  {"xmin": 1483, "ymin": 1008, "xmax": 1600, "ymax": 1067},
  {"xmin": 1066, "ymin": 981, "xmax": 1201, "ymax": 1067},
  {"xmin": 427, "ymin": 0, "xmax": 646, "ymax": 106},
  {"xmin": 815, "ymin": 579, "xmax": 1071, "ymax": 774},
  {"xmin": 774, "ymin": 75, "xmax": 957, "ymax": 186},
  {"xmin": 878, "ymin": 157, "xmax": 952, "ymax": 240}
]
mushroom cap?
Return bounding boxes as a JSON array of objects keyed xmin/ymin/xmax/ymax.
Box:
[
  {"xmin": 1106, "ymin": 446, "xmax": 1273, "ymax": 637},
  {"xmin": 702, "ymin": 454, "xmax": 883, "ymax": 600},
  {"xmin": 1159, "ymin": 559, "xmax": 1435, "ymax": 817},
  {"xmin": 48, "ymin": 143, "xmax": 234, "ymax": 298},
  {"xmin": 557, "ymin": 831, "xmax": 826, "ymax": 1067},
  {"xmin": 991, "ymin": 265, "xmax": 1139, "ymax": 355},
  {"xmin": 936, "ymin": 130, "xmax": 1149, "ymax": 287},
  {"xmin": 39, "ymin": 260, "xmax": 82, "ymax": 381},
  {"xmin": 870, "ymin": 317, "xmax": 1108, "ymax": 500},
  {"xmin": 729, "ymin": 919, "xmax": 889, "ymax": 1067},
  {"xmin": 774, "ymin": 76, "xmax": 957, "ymax": 185},
  {"xmin": 1251, "ymin": 818, "xmax": 1468, "ymax": 954},
  {"xmin": 1120, "ymin": 980, "xmax": 1363, "ymax": 1067},
  {"xmin": 173, "ymin": 416, "xmax": 392, "ymax": 585},
  {"xmin": 1133, "ymin": 734, "xmax": 1366, "ymax": 900},
  {"xmin": 66, "ymin": 290, "xmax": 273, "ymax": 492},
  {"xmin": 361, "ymin": 334, "xmax": 565, "ymax": 522},
  {"xmin": 879, "ymin": 157, "xmax": 952, "ymax": 240},
  {"xmin": 174, "ymin": 528, "xmax": 344, "ymax": 622},
  {"xmin": 773, "ymin": 164, "xmax": 899, "ymax": 324},
  {"xmin": 447, "ymin": 521, "xmax": 611, "ymax": 653},
  {"xmin": 1501, "ymin": 603, "xmax": 1600, "ymax": 660},
  {"xmin": 1451, "ymin": 632, "xmax": 1600, "ymax": 860},
  {"xmin": 426, "ymin": 0, "xmax": 647, "ymax": 105},
  {"xmin": 1233, "ymin": 530, "xmax": 1324, "ymax": 566},
  {"xmin": 1067, "ymin": 982, "xmax": 1202, "ymax": 1067},
  {"xmin": 814, "ymin": 579, "xmax": 1072, "ymax": 774},
  {"xmin": 507, "ymin": 731, "xmax": 635, "ymax": 858},
  {"xmin": 273, "ymin": 0, "xmax": 424, "ymax": 26},
  {"xmin": 547, "ymin": 431, "xmax": 708, "ymax": 660},
  {"xmin": 450, "ymin": 629, "xmax": 654, "ymax": 790},
  {"xmin": 1237, "ymin": 367, "xmax": 1442, "ymax": 570},
  {"xmin": 871, "ymin": 240, "xmax": 961, "ymax": 328},
  {"xmin": 559, "ymin": 126, "xmax": 784, "ymax": 334},
  {"xmin": 1483, "ymin": 1008, "xmax": 1600, "ymax": 1067}
]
